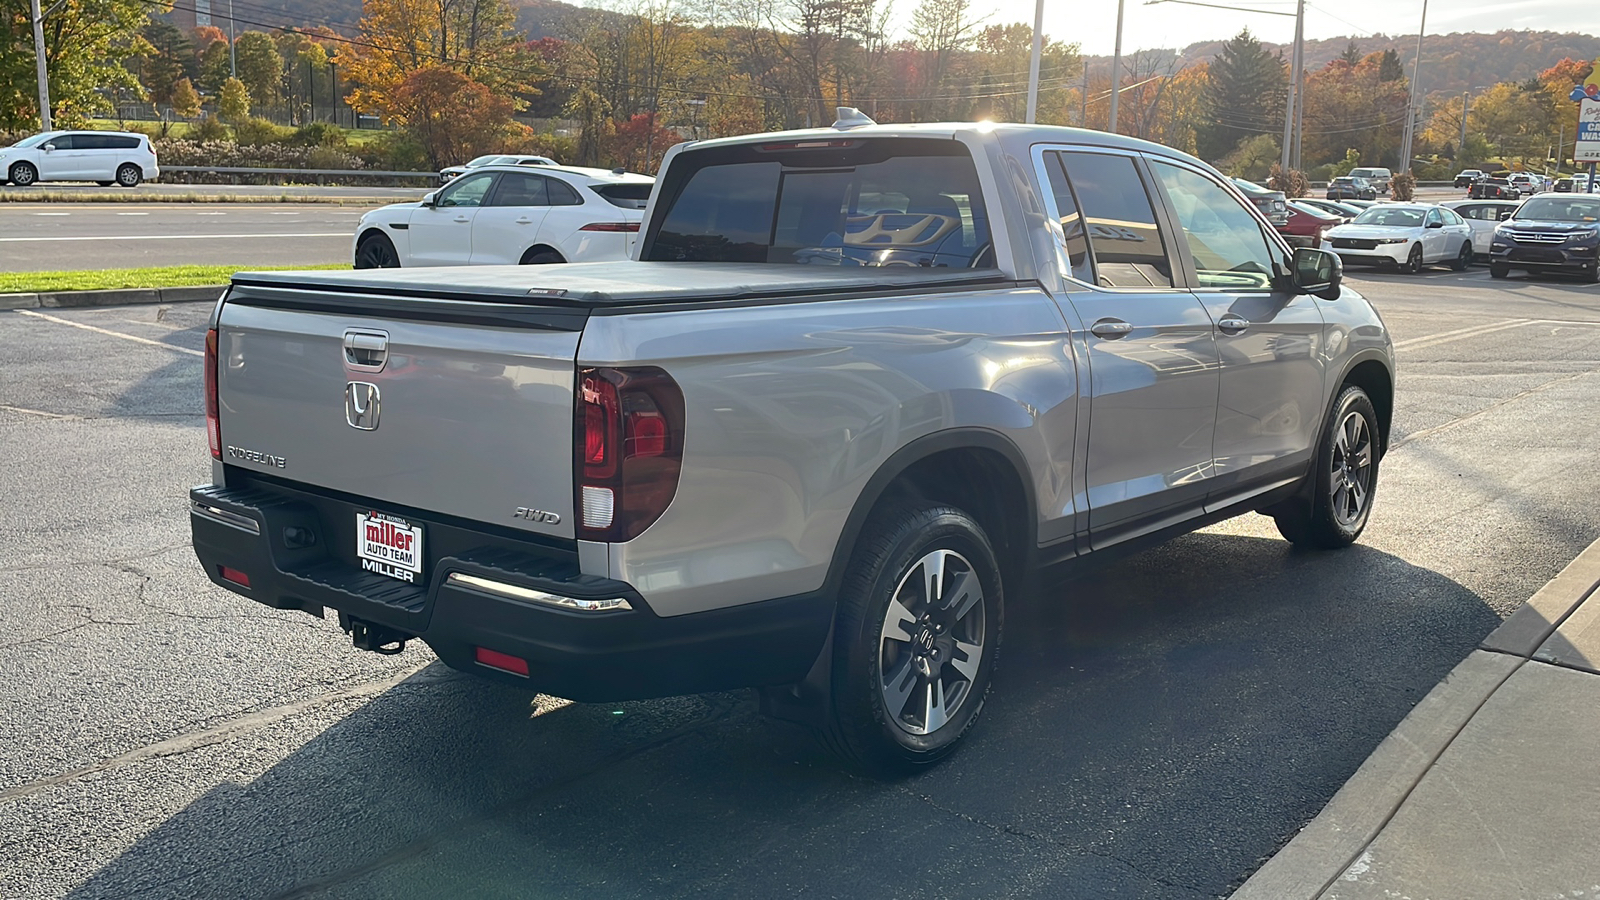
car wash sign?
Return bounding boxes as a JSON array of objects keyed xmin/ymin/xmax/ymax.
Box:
[{"xmin": 1579, "ymin": 101, "xmax": 1600, "ymax": 163}]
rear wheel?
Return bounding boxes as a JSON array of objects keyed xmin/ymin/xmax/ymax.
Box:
[
  {"xmin": 520, "ymin": 248, "xmax": 564, "ymax": 265},
  {"xmin": 1451, "ymin": 241, "xmax": 1472, "ymax": 271},
  {"xmin": 822, "ymin": 501, "xmax": 1002, "ymax": 775},
  {"xmin": 354, "ymin": 232, "xmax": 400, "ymax": 268},
  {"xmin": 1273, "ymin": 385, "xmax": 1380, "ymax": 549},
  {"xmin": 96, "ymin": 180, "xmax": 114, "ymax": 187},
  {"xmin": 1402, "ymin": 244, "xmax": 1424, "ymax": 274},
  {"xmin": 115, "ymin": 164, "xmax": 142, "ymax": 187},
  {"xmin": 8, "ymin": 161, "xmax": 37, "ymax": 186},
  {"xmin": 1490, "ymin": 263, "xmax": 1510, "ymax": 279}
]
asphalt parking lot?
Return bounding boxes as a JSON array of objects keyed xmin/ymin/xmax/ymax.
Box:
[{"xmin": 2, "ymin": 264, "xmax": 1598, "ymax": 899}]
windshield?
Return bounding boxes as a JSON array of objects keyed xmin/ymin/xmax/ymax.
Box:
[
  {"xmin": 463, "ymin": 155, "xmax": 504, "ymax": 168},
  {"xmin": 11, "ymin": 132, "xmax": 58, "ymax": 149},
  {"xmin": 645, "ymin": 138, "xmax": 993, "ymax": 268},
  {"xmin": 1352, "ymin": 207, "xmax": 1425, "ymax": 227},
  {"xmin": 1514, "ymin": 198, "xmax": 1600, "ymax": 222}
]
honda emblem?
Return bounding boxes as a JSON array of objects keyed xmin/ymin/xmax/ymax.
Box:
[{"xmin": 345, "ymin": 382, "xmax": 380, "ymax": 430}]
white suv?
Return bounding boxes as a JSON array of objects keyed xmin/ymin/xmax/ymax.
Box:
[{"xmin": 0, "ymin": 130, "xmax": 160, "ymax": 187}]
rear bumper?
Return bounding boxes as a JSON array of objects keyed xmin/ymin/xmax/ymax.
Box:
[{"xmin": 190, "ymin": 481, "xmax": 833, "ymax": 701}]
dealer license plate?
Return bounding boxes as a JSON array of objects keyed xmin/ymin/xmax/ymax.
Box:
[{"xmin": 356, "ymin": 511, "xmax": 424, "ymax": 583}]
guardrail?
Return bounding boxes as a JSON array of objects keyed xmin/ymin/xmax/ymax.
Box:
[{"xmin": 159, "ymin": 165, "xmax": 437, "ymax": 187}]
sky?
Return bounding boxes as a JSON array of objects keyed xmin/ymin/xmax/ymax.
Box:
[{"xmin": 923, "ymin": 0, "xmax": 1595, "ymax": 57}]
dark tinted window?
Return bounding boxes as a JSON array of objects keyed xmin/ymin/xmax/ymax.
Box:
[
  {"xmin": 593, "ymin": 183, "xmax": 653, "ymax": 209},
  {"xmin": 1040, "ymin": 152, "xmax": 1092, "ymax": 281},
  {"xmin": 548, "ymin": 178, "xmax": 582, "ymax": 206},
  {"xmin": 490, "ymin": 172, "xmax": 548, "ymax": 207},
  {"xmin": 73, "ymin": 134, "xmax": 110, "ymax": 150},
  {"xmin": 108, "ymin": 135, "xmax": 140, "ymax": 150},
  {"xmin": 45, "ymin": 134, "xmax": 74, "ymax": 150},
  {"xmin": 1057, "ymin": 152, "xmax": 1174, "ymax": 288},
  {"xmin": 645, "ymin": 139, "xmax": 992, "ymax": 268}
]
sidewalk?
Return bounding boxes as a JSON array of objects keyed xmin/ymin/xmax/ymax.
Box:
[{"xmin": 1233, "ymin": 540, "xmax": 1600, "ymax": 899}]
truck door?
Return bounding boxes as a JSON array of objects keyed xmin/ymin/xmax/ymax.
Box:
[{"xmin": 1038, "ymin": 149, "xmax": 1222, "ymax": 548}]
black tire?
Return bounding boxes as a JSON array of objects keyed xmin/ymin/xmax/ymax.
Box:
[
  {"xmin": 1273, "ymin": 385, "xmax": 1380, "ymax": 549},
  {"xmin": 354, "ymin": 232, "xmax": 400, "ymax": 269},
  {"xmin": 1490, "ymin": 263, "xmax": 1510, "ymax": 279},
  {"xmin": 9, "ymin": 161, "xmax": 37, "ymax": 186},
  {"xmin": 520, "ymin": 248, "xmax": 564, "ymax": 265},
  {"xmin": 821, "ymin": 500, "xmax": 1003, "ymax": 775},
  {"xmin": 1451, "ymin": 241, "xmax": 1472, "ymax": 271},
  {"xmin": 1402, "ymin": 244, "xmax": 1423, "ymax": 274},
  {"xmin": 115, "ymin": 164, "xmax": 142, "ymax": 187},
  {"xmin": 96, "ymin": 180, "xmax": 114, "ymax": 187},
  {"xmin": 1583, "ymin": 265, "xmax": 1600, "ymax": 285}
]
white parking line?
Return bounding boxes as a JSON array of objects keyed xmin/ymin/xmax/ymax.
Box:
[
  {"xmin": 1391, "ymin": 319, "xmax": 1528, "ymax": 350},
  {"xmin": 115, "ymin": 212, "xmax": 150, "ymax": 216},
  {"xmin": 33, "ymin": 212, "xmax": 69, "ymax": 216},
  {"xmin": 270, "ymin": 211, "xmax": 301, "ymax": 215},
  {"xmin": 196, "ymin": 212, "xmax": 227, "ymax": 216},
  {"xmin": 0, "ymin": 232, "xmax": 347, "ymax": 243},
  {"xmin": 14, "ymin": 310, "xmax": 204, "ymax": 357}
]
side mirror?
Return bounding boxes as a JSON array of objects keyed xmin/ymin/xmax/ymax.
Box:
[
  {"xmin": 1499, "ymin": 211, "xmax": 1513, "ymax": 220},
  {"xmin": 41, "ymin": 143, "xmax": 55, "ymax": 152},
  {"xmin": 421, "ymin": 191, "xmax": 438, "ymax": 208},
  {"xmin": 1426, "ymin": 221, "xmax": 1444, "ymax": 229},
  {"xmin": 1292, "ymin": 247, "xmax": 1342, "ymax": 301}
]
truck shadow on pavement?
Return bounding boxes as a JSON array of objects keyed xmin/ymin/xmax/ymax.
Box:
[{"xmin": 66, "ymin": 532, "xmax": 1500, "ymax": 900}]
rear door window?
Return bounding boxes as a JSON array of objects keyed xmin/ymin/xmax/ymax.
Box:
[
  {"xmin": 1055, "ymin": 152, "xmax": 1175, "ymax": 288},
  {"xmin": 489, "ymin": 172, "xmax": 549, "ymax": 207},
  {"xmin": 644, "ymin": 139, "xmax": 993, "ymax": 268}
]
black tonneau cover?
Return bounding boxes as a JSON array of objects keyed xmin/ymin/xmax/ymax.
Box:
[{"xmin": 231, "ymin": 261, "xmax": 1011, "ymax": 308}]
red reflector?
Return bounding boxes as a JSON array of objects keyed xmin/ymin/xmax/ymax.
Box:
[
  {"xmin": 627, "ymin": 410, "xmax": 667, "ymax": 457},
  {"xmin": 579, "ymin": 222, "xmax": 641, "ymax": 233},
  {"xmin": 205, "ymin": 328, "xmax": 221, "ymax": 460},
  {"xmin": 475, "ymin": 647, "xmax": 529, "ymax": 676},
  {"xmin": 219, "ymin": 566, "xmax": 251, "ymax": 587}
]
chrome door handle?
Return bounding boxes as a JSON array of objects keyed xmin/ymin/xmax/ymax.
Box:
[
  {"xmin": 515, "ymin": 217, "xmax": 534, "ymax": 224},
  {"xmin": 453, "ymin": 216, "xmax": 471, "ymax": 223},
  {"xmin": 1089, "ymin": 319, "xmax": 1133, "ymax": 339},
  {"xmin": 1217, "ymin": 316, "xmax": 1250, "ymax": 334}
]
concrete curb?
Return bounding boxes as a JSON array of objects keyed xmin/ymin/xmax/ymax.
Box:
[
  {"xmin": 0, "ymin": 285, "xmax": 224, "ymax": 310},
  {"xmin": 1230, "ymin": 535, "xmax": 1600, "ymax": 900}
]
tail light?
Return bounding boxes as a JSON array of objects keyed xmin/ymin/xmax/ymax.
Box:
[
  {"xmin": 575, "ymin": 367, "xmax": 684, "ymax": 542},
  {"xmin": 205, "ymin": 328, "xmax": 220, "ymax": 459},
  {"xmin": 579, "ymin": 222, "xmax": 641, "ymax": 233}
]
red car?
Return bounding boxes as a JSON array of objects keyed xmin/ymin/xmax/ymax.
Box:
[{"xmin": 1281, "ymin": 201, "xmax": 1343, "ymax": 249}]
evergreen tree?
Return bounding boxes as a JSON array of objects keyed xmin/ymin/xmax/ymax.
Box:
[
  {"xmin": 1197, "ymin": 29, "xmax": 1287, "ymax": 161},
  {"xmin": 1339, "ymin": 41, "xmax": 1362, "ymax": 67},
  {"xmin": 1378, "ymin": 49, "xmax": 1404, "ymax": 83}
]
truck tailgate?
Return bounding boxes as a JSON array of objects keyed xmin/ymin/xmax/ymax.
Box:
[{"xmin": 216, "ymin": 286, "xmax": 581, "ymax": 540}]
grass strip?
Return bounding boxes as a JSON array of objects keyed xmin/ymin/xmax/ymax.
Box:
[{"xmin": 0, "ymin": 264, "xmax": 349, "ymax": 293}]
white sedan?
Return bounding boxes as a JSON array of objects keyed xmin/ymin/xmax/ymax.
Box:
[
  {"xmin": 1324, "ymin": 203, "xmax": 1474, "ymax": 273},
  {"xmin": 1440, "ymin": 198, "xmax": 1523, "ymax": 255},
  {"xmin": 353, "ymin": 165, "xmax": 654, "ymax": 268}
]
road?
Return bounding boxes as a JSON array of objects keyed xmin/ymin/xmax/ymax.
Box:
[
  {"xmin": 2, "ymin": 266, "xmax": 1598, "ymax": 899},
  {"xmin": 0, "ymin": 182, "xmax": 427, "ymax": 200},
  {"xmin": 0, "ymin": 203, "xmax": 378, "ymax": 271}
]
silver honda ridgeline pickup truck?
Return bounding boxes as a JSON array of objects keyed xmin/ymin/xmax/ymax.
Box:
[{"xmin": 192, "ymin": 115, "xmax": 1394, "ymax": 772}]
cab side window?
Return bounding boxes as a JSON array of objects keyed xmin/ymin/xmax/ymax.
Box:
[
  {"xmin": 1426, "ymin": 208, "xmax": 1443, "ymax": 226},
  {"xmin": 439, "ymin": 173, "xmax": 494, "ymax": 208},
  {"xmin": 1151, "ymin": 161, "xmax": 1277, "ymax": 291},
  {"xmin": 1039, "ymin": 151, "xmax": 1092, "ymax": 282},
  {"xmin": 1056, "ymin": 152, "xmax": 1175, "ymax": 289}
]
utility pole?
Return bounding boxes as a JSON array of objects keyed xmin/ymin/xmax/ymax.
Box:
[
  {"xmin": 1080, "ymin": 69, "xmax": 1089, "ymax": 126},
  {"xmin": 30, "ymin": 0, "xmax": 51, "ymax": 132},
  {"xmin": 1398, "ymin": 0, "xmax": 1429, "ymax": 173},
  {"xmin": 1460, "ymin": 91, "xmax": 1469, "ymax": 161},
  {"xmin": 228, "ymin": 0, "xmax": 237, "ymax": 78},
  {"xmin": 1279, "ymin": 0, "xmax": 1304, "ymax": 172},
  {"xmin": 1292, "ymin": 1, "xmax": 1306, "ymax": 169},
  {"xmin": 1108, "ymin": 0, "xmax": 1125, "ymax": 133},
  {"xmin": 1025, "ymin": 0, "xmax": 1044, "ymax": 123}
]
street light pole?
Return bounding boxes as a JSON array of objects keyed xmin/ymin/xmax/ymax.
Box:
[
  {"xmin": 1108, "ymin": 0, "xmax": 1126, "ymax": 133},
  {"xmin": 1025, "ymin": 0, "xmax": 1045, "ymax": 123},
  {"xmin": 229, "ymin": 0, "xmax": 237, "ymax": 78},
  {"xmin": 1279, "ymin": 0, "xmax": 1304, "ymax": 172},
  {"xmin": 1399, "ymin": 0, "xmax": 1429, "ymax": 174},
  {"xmin": 30, "ymin": 0, "xmax": 52, "ymax": 132},
  {"xmin": 1460, "ymin": 91, "xmax": 1469, "ymax": 161}
]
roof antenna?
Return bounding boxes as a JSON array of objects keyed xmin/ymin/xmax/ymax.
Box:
[{"xmin": 832, "ymin": 107, "xmax": 876, "ymax": 130}]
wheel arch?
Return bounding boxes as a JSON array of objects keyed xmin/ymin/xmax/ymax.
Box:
[
  {"xmin": 1338, "ymin": 355, "xmax": 1394, "ymax": 456},
  {"xmin": 825, "ymin": 429, "xmax": 1037, "ymax": 597},
  {"xmin": 520, "ymin": 244, "xmax": 567, "ymax": 264}
]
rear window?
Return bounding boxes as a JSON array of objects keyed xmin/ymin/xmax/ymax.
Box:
[
  {"xmin": 592, "ymin": 183, "xmax": 653, "ymax": 209},
  {"xmin": 643, "ymin": 138, "xmax": 993, "ymax": 268}
]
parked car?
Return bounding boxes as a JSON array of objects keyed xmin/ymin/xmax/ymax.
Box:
[
  {"xmin": 1440, "ymin": 199, "xmax": 1523, "ymax": 256},
  {"xmin": 1230, "ymin": 177, "xmax": 1290, "ymax": 226},
  {"xmin": 1326, "ymin": 176, "xmax": 1377, "ymax": 201},
  {"xmin": 1325, "ymin": 202, "xmax": 1474, "ymax": 273},
  {"xmin": 1488, "ymin": 193, "xmax": 1600, "ymax": 282},
  {"xmin": 0, "ymin": 130, "xmax": 159, "ymax": 187},
  {"xmin": 195, "ymin": 115, "xmax": 1393, "ymax": 772},
  {"xmin": 1454, "ymin": 169, "xmax": 1485, "ymax": 188},
  {"xmin": 1341, "ymin": 199, "xmax": 1378, "ymax": 211},
  {"xmin": 1555, "ymin": 177, "xmax": 1575, "ymax": 193},
  {"xmin": 1283, "ymin": 200, "xmax": 1344, "ymax": 247},
  {"xmin": 1507, "ymin": 173, "xmax": 1540, "ymax": 197},
  {"xmin": 1349, "ymin": 167, "xmax": 1392, "ymax": 196},
  {"xmin": 354, "ymin": 165, "xmax": 656, "ymax": 268},
  {"xmin": 438, "ymin": 154, "xmax": 559, "ymax": 184},
  {"xmin": 1295, "ymin": 198, "xmax": 1362, "ymax": 221},
  {"xmin": 1469, "ymin": 177, "xmax": 1518, "ymax": 200}
]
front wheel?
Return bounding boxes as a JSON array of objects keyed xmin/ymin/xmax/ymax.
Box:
[
  {"xmin": 8, "ymin": 161, "xmax": 37, "ymax": 186},
  {"xmin": 354, "ymin": 232, "xmax": 400, "ymax": 268},
  {"xmin": 1402, "ymin": 244, "xmax": 1424, "ymax": 274},
  {"xmin": 115, "ymin": 164, "xmax": 142, "ymax": 187},
  {"xmin": 1273, "ymin": 385, "xmax": 1380, "ymax": 549},
  {"xmin": 1490, "ymin": 263, "xmax": 1510, "ymax": 279},
  {"xmin": 1451, "ymin": 241, "xmax": 1472, "ymax": 271},
  {"xmin": 823, "ymin": 501, "xmax": 1003, "ymax": 775}
]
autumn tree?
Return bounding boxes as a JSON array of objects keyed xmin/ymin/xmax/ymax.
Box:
[
  {"xmin": 134, "ymin": 21, "xmax": 195, "ymax": 105},
  {"xmin": 171, "ymin": 77, "xmax": 201, "ymax": 118},
  {"xmin": 607, "ymin": 111, "xmax": 684, "ymax": 172},
  {"xmin": 389, "ymin": 65, "xmax": 516, "ymax": 168},
  {"xmin": 197, "ymin": 37, "xmax": 231, "ymax": 93},
  {"xmin": 233, "ymin": 32, "xmax": 284, "ymax": 108},
  {"xmin": 0, "ymin": 0, "xmax": 152, "ymax": 128},
  {"xmin": 340, "ymin": 0, "xmax": 539, "ymax": 119},
  {"xmin": 218, "ymin": 76, "xmax": 251, "ymax": 123},
  {"xmin": 1297, "ymin": 51, "xmax": 1408, "ymax": 171}
]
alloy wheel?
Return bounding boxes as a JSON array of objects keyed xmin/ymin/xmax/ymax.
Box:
[
  {"xmin": 878, "ymin": 548, "xmax": 986, "ymax": 736},
  {"xmin": 1329, "ymin": 410, "xmax": 1374, "ymax": 526}
]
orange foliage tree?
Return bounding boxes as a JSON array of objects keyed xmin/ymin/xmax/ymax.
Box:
[{"xmin": 389, "ymin": 66, "xmax": 517, "ymax": 168}]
